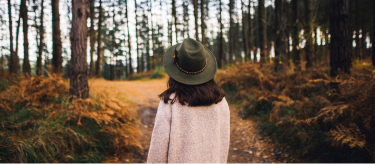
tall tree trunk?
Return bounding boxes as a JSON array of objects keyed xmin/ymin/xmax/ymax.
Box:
[
  {"xmin": 355, "ymin": 0, "xmax": 360, "ymax": 60},
  {"xmin": 305, "ymin": 0, "xmax": 314, "ymax": 68},
  {"xmin": 89, "ymin": 0, "xmax": 95, "ymax": 77},
  {"xmin": 373, "ymin": 0, "xmax": 375, "ymax": 66},
  {"xmin": 194, "ymin": 0, "xmax": 199, "ymax": 42},
  {"xmin": 172, "ymin": 0, "xmax": 178, "ymax": 43},
  {"xmin": 52, "ymin": 0, "xmax": 62, "ymax": 73},
  {"xmin": 275, "ymin": 0, "xmax": 287, "ymax": 73},
  {"xmin": 241, "ymin": 0, "xmax": 249, "ymax": 62},
  {"xmin": 70, "ymin": 0, "xmax": 89, "ymax": 99},
  {"xmin": 229, "ymin": 0, "xmax": 234, "ymax": 66},
  {"xmin": 150, "ymin": 0, "xmax": 156, "ymax": 70},
  {"xmin": 111, "ymin": 2, "xmax": 117, "ymax": 79},
  {"xmin": 21, "ymin": 0, "xmax": 30, "ymax": 75},
  {"xmin": 248, "ymin": 0, "xmax": 255, "ymax": 63},
  {"xmin": 314, "ymin": 27, "xmax": 318, "ymax": 63},
  {"xmin": 201, "ymin": 0, "xmax": 206, "ymax": 46},
  {"xmin": 218, "ymin": 0, "xmax": 224, "ymax": 68},
  {"xmin": 96, "ymin": 0, "xmax": 102, "ymax": 77},
  {"xmin": 7, "ymin": 0, "xmax": 16, "ymax": 74},
  {"xmin": 37, "ymin": 0, "xmax": 44, "ymax": 76},
  {"xmin": 291, "ymin": 0, "xmax": 300, "ymax": 70},
  {"xmin": 258, "ymin": 0, "xmax": 267, "ymax": 64},
  {"xmin": 135, "ymin": 0, "xmax": 141, "ymax": 73},
  {"xmin": 330, "ymin": 0, "xmax": 351, "ymax": 77},
  {"xmin": 361, "ymin": 24, "xmax": 366, "ymax": 59},
  {"xmin": 126, "ymin": 0, "xmax": 133, "ymax": 75}
]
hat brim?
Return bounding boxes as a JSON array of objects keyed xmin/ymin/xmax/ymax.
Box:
[{"xmin": 163, "ymin": 43, "xmax": 217, "ymax": 85}]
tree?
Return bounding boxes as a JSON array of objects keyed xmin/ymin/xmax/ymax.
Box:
[
  {"xmin": 125, "ymin": 0, "xmax": 133, "ymax": 75},
  {"xmin": 248, "ymin": 0, "xmax": 255, "ymax": 62},
  {"xmin": 373, "ymin": 0, "xmax": 375, "ymax": 66},
  {"xmin": 330, "ymin": 0, "xmax": 351, "ymax": 77},
  {"xmin": 52, "ymin": 0, "xmax": 63, "ymax": 73},
  {"xmin": 218, "ymin": 0, "xmax": 224, "ymax": 68},
  {"xmin": 135, "ymin": 0, "xmax": 141, "ymax": 73},
  {"xmin": 70, "ymin": 0, "xmax": 89, "ymax": 99},
  {"xmin": 96, "ymin": 0, "xmax": 102, "ymax": 77},
  {"xmin": 291, "ymin": 0, "xmax": 300, "ymax": 70},
  {"xmin": 21, "ymin": 0, "xmax": 30, "ymax": 75},
  {"xmin": 229, "ymin": 0, "xmax": 234, "ymax": 65},
  {"xmin": 37, "ymin": 0, "xmax": 44, "ymax": 76},
  {"xmin": 274, "ymin": 0, "xmax": 287, "ymax": 73},
  {"xmin": 258, "ymin": 0, "xmax": 267, "ymax": 64},
  {"xmin": 7, "ymin": 0, "xmax": 19, "ymax": 74},
  {"xmin": 194, "ymin": 0, "xmax": 199, "ymax": 41},
  {"xmin": 201, "ymin": 0, "xmax": 206, "ymax": 46},
  {"xmin": 241, "ymin": 0, "xmax": 249, "ymax": 62},
  {"xmin": 89, "ymin": 0, "xmax": 96, "ymax": 76},
  {"xmin": 172, "ymin": 0, "xmax": 178, "ymax": 43},
  {"xmin": 305, "ymin": 0, "xmax": 315, "ymax": 68}
]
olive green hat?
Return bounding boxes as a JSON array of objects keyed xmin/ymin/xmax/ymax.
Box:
[{"xmin": 163, "ymin": 38, "xmax": 217, "ymax": 85}]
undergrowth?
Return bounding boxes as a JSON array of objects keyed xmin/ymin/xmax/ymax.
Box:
[
  {"xmin": 0, "ymin": 72, "xmax": 141, "ymax": 162},
  {"xmin": 216, "ymin": 61, "xmax": 375, "ymax": 162},
  {"xmin": 127, "ymin": 66, "xmax": 166, "ymax": 81}
]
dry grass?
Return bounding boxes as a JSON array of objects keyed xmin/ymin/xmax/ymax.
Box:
[
  {"xmin": 0, "ymin": 72, "xmax": 141, "ymax": 162},
  {"xmin": 216, "ymin": 60, "xmax": 375, "ymax": 162}
]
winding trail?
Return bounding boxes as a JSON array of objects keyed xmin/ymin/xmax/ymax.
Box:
[{"xmin": 94, "ymin": 77, "xmax": 301, "ymax": 163}]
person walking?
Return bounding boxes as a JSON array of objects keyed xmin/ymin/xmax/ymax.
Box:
[{"xmin": 147, "ymin": 38, "xmax": 230, "ymax": 163}]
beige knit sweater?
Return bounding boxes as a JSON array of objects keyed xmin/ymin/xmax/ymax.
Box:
[{"xmin": 147, "ymin": 94, "xmax": 230, "ymax": 163}]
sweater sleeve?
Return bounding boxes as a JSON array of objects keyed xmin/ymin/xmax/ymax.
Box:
[{"xmin": 147, "ymin": 100, "xmax": 172, "ymax": 163}]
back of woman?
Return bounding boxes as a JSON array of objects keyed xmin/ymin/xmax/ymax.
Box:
[{"xmin": 147, "ymin": 38, "xmax": 230, "ymax": 163}]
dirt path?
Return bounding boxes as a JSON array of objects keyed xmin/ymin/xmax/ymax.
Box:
[{"xmin": 96, "ymin": 78, "xmax": 300, "ymax": 163}]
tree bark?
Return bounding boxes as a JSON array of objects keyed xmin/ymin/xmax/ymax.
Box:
[
  {"xmin": 218, "ymin": 0, "xmax": 224, "ymax": 68},
  {"xmin": 96, "ymin": 0, "xmax": 102, "ymax": 77},
  {"xmin": 258, "ymin": 0, "xmax": 267, "ymax": 64},
  {"xmin": 194, "ymin": 0, "xmax": 199, "ymax": 42},
  {"xmin": 330, "ymin": 0, "xmax": 351, "ymax": 77},
  {"xmin": 172, "ymin": 0, "xmax": 178, "ymax": 43},
  {"xmin": 229, "ymin": 0, "xmax": 234, "ymax": 66},
  {"xmin": 373, "ymin": 0, "xmax": 375, "ymax": 66},
  {"xmin": 89, "ymin": 0, "xmax": 95, "ymax": 77},
  {"xmin": 126, "ymin": 0, "xmax": 133, "ymax": 75},
  {"xmin": 248, "ymin": 0, "xmax": 255, "ymax": 63},
  {"xmin": 37, "ymin": 0, "xmax": 44, "ymax": 76},
  {"xmin": 70, "ymin": 0, "xmax": 89, "ymax": 99},
  {"xmin": 355, "ymin": 0, "xmax": 360, "ymax": 60},
  {"xmin": 135, "ymin": 0, "xmax": 141, "ymax": 73},
  {"xmin": 21, "ymin": 0, "xmax": 30, "ymax": 75},
  {"xmin": 241, "ymin": 0, "xmax": 249, "ymax": 62},
  {"xmin": 305, "ymin": 0, "xmax": 314, "ymax": 68},
  {"xmin": 291, "ymin": 0, "xmax": 300, "ymax": 70},
  {"xmin": 201, "ymin": 0, "xmax": 206, "ymax": 46},
  {"xmin": 52, "ymin": 0, "xmax": 62, "ymax": 73},
  {"xmin": 275, "ymin": 0, "xmax": 287, "ymax": 73},
  {"xmin": 8, "ymin": 0, "xmax": 19, "ymax": 74}
]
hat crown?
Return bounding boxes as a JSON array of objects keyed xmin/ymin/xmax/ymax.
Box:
[{"xmin": 177, "ymin": 38, "xmax": 207, "ymax": 72}]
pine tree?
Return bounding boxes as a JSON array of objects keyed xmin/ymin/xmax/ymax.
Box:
[
  {"xmin": 330, "ymin": 0, "xmax": 351, "ymax": 77},
  {"xmin": 229, "ymin": 0, "xmax": 234, "ymax": 65},
  {"xmin": 37, "ymin": 0, "xmax": 44, "ymax": 76},
  {"xmin": 275, "ymin": 0, "xmax": 287, "ymax": 73},
  {"xmin": 21, "ymin": 0, "xmax": 30, "ymax": 75},
  {"xmin": 291, "ymin": 0, "xmax": 300, "ymax": 70},
  {"xmin": 305, "ymin": 0, "xmax": 315, "ymax": 68},
  {"xmin": 241, "ymin": 0, "xmax": 249, "ymax": 62},
  {"xmin": 258, "ymin": 0, "xmax": 267, "ymax": 64},
  {"xmin": 201, "ymin": 0, "xmax": 206, "ymax": 46},
  {"xmin": 248, "ymin": 0, "xmax": 255, "ymax": 62},
  {"xmin": 194, "ymin": 0, "xmax": 199, "ymax": 41},
  {"xmin": 89, "ymin": 0, "xmax": 96, "ymax": 76},
  {"xmin": 52, "ymin": 0, "xmax": 62, "ymax": 73},
  {"xmin": 96, "ymin": 0, "xmax": 102, "ymax": 77},
  {"xmin": 70, "ymin": 0, "xmax": 89, "ymax": 99}
]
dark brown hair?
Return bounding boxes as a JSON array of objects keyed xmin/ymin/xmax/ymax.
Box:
[{"xmin": 159, "ymin": 77, "xmax": 226, "ymax": 106}]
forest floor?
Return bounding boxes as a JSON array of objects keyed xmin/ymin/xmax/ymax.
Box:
[{"xmin": 98, "ymin": 77, "xmax": 305, "ymax": 163}]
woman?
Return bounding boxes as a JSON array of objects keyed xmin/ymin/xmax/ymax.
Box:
[{"xmin": 147, "ymin": 38, "xmax": 230, "ymax": 163}]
